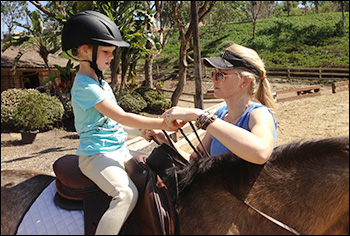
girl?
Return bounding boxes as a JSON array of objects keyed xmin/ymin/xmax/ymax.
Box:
[
  {"xmin": 61, "ymin": 11, "xmax": 184, "ymax": 235},
  {"xmin": 145, "ymin": 43, "xmax": 277, "ymax": 165}
]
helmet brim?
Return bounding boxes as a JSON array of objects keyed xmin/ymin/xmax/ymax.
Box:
[{"xmin": 93, "ymin": 38, "xmax": 130, "ymax": 48}]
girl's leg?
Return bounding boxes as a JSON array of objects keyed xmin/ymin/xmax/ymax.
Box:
[{"xmin": 79, "ymin": 151, "xmax": 138, "ymax": 235}]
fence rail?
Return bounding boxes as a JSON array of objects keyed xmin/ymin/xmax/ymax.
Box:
[
  {"xmin": 134, "ymin": 65, "xmax": 349, "ymax": 81},
  {"xmin": 266, "ymin": 67, "xmax": 349, "ymax": 80}
]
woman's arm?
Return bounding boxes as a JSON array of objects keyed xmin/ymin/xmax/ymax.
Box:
[
  {"xmin": 189, "ymin": 132, "xmax": 212, "ymax": 161},
  {"xmin": 164, "ymin": 106, "xmax": 275, "ymax": 164},
  {"xmin": 206, "ymin": 108, "xmax": 275, "ymax": 164}
]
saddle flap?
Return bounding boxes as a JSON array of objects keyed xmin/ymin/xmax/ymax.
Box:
[
  {"xmin": 122, "ymin": 163, "xmax": 176, "ymax": 235},
  {"xmin": 124, "ymin": 154, "xmax": 150, "ymax": 194}
]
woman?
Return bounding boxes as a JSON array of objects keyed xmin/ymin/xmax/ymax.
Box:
[{"xmin": 145, "ymin": 43, "xmax": 277, "ymax": 165}]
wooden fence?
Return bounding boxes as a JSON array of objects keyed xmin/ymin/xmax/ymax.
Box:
[
  {"xmin": 266, "ymin": 67, "xmax": 349, "ymax": 81},
  {"xmin": 135, "ymin": 65, "xmax": 349, "ymax": 81}
]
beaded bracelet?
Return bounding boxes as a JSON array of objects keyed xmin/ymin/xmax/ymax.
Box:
[{"xmin": 195, "ymin": 111, "xmax": 218, "ymax": 130}]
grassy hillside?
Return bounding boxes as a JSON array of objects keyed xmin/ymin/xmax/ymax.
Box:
[{"xmin": 155, "ymin": 12, "xmax": 349, "ymax": 68}]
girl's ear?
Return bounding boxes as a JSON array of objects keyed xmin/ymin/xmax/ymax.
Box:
[{"xmin": 79, "ymin": 44, "xmax": 91, "ymax": 59}]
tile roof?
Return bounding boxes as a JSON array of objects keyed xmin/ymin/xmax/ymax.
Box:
[{"xmin": 1, "ymin": 46, "xmax": 78, "ymax": 69}]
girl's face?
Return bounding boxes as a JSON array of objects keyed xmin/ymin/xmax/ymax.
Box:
[{"xmin": 96, "ymin": 46, "xmax": 116, "ymax": 71}]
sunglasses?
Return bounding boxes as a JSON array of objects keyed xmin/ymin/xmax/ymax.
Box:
[{"xmin": 211, "ymin": 71, "xmax": 236, "ymax": 84}]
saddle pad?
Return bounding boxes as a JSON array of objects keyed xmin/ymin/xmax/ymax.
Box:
[{"xmin": 17, "ymin": 179, "xmax": 84, "ymax": 235}]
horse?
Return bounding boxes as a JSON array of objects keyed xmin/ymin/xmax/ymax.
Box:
[{"xmin": 1, "ymin": 136, "xmax": 349, "ymax": 235}]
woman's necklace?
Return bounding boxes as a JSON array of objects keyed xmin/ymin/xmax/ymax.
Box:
[{"xmin": 225, "ymin": 104, "xmax": 249, "ymax": 124}]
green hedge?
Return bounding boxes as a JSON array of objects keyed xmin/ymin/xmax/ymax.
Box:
[
  {"xmin": 1, "ymin": 88, "xmax": 64, "ymax": 132},
  {"xmin": 115, "ymin": 87, "xmax": 171, "ymax": 114}
]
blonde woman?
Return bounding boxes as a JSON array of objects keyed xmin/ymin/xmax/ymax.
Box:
[{"xmin": 145, "ymin": 44, "xmax": 277, "ymax": 165}]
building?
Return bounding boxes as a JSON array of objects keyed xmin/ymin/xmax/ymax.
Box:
[{"xmin": 1, "ymin": 46, "xmax": 78, "ymax": 93}]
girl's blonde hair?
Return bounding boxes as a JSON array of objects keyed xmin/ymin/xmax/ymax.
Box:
[{"xmin": 227, "ymin": 44, "xmax": 275, "ymax": 113}]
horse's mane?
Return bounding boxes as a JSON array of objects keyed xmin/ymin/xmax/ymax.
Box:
[{"xmin": 174, "ymin": 136, "xmax": 349, "ymax": 197}]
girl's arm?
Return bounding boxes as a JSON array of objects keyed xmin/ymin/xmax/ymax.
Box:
[
  {"xmin": 94, "ymin": 99, "xmax": 184, "ymax": 131},
  {"xmin": 123, "ymin": 126, "xmax": 142, "ymax": 139},
  {"xmin": 143, "ymin": 129, "xmax": 193, "ymax": 161}
]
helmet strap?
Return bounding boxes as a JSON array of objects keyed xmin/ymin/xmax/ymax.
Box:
[
  {"xmin": 89, "ymin": 43, "xmax": 104, "ymax": 89},
  {"xmin": 64, "ymin": 43, "xmax": 104, "ymax": 89}
]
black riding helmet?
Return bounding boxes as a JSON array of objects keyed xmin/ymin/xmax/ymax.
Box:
[{"xmin": 61, "ymin": 11, "xmax": 130, "ymax": 87}]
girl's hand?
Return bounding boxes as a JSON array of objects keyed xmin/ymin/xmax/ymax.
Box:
[
  {"xmin": 162, "ymin": 115, "xmax": 187, "ymax": 131},
  {"xmin": 142, "ymin": 129, "xmax": 170, "ymax": 145},
  {"xmin": 163, "ymin": 106, "xmax": 203, "ymax": 127}
]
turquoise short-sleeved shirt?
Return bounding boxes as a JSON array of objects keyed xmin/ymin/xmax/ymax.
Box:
[
  {"xmin": 210, "ymin": 103, "xmax": 277, "ymax": 156},
  {"xmin": 71, "ymin": 74, "xmax": 128, "ymax": 156}
]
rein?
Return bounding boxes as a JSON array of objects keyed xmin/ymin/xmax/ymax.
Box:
[{"xmin": 157, "ymin": 123, "xmax": 303, "ymax": 235}]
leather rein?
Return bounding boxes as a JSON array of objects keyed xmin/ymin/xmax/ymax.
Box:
[{"xmin": 156, "ymin": 122, "xmax": 303, "ymax": 235}]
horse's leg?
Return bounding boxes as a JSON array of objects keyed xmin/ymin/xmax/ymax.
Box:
[{"xmin": 1, "ymin": 170, "xmax": 55, "ymax": 235}]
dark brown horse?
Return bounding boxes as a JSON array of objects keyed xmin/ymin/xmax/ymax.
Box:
[{"xmin": 1, "ymin": 136, "xmax": 349, "ymax": 235}]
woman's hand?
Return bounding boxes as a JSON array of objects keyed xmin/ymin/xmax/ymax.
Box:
[{"xmin": 189, "ymin": 152, "xmax": 199, "ymax": 162}]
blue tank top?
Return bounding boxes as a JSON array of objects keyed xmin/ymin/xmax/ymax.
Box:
[{"xmin": 210, "ymin": 103, "xmax": 277, "ymax": 156}]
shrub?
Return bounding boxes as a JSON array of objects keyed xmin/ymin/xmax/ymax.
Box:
[
  {"xmin": 1, "ymin": 89, "xmax": 36, "ymax": 132},
  {"xmin": 13, "ymin": 91, "xmax": 64, "ymax": 131},
  {"xmin": 114, "ymin": 87, "xmax": 171, "ymax": 114},
  {"xmin": 1, "ymin": 88, "xmax": 64, "ymax": 132},
  {"xmin": 62, "ymin": 101, "xmax": 75, "ymax": 131},
  {"xmin": 116, "ymin": 90, "xmax": 147, "ymax": 113},
  {"xmin": 147, "ymin": 99, "xmax": 172, "ymax": 114},
  {"xmin": 137, "ymin": 88, "xmax": 171, "ymax": 114}
]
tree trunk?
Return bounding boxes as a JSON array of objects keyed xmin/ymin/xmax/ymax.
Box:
[
  {"xmin": 191, "ymin": 1, "xmax": 204, "ymax": 109},
  {"xmin": 117, "ymin": 50, "xmax": 129, "ymax": 102},
  {"xmin": 253, "ymin": 19, "xmax": 256, "ymax": 40},
  {"xmin": 110, "ymin": 58, "xmax": 118, "ymax": 89},
  {"xmin": 144, "ymin": 40, "xmax": 154, "ymax": 88},
  {"xmin": 315, "ymin": 1, "xmax": 319, "ymax": 14},
  {"xmin": 341, "ymin": 1, "xmax": 345, "ymax": 27},
  {"xmin": 44, "ymin": 57, "xmax": 67, "ymax": 112},
  {"xmin": 171, "ymin": 43, "xmax": 187, "ymax": 106},
  {"xmin": 110, "ymin": 48, "xmax": 122, "ymax": 89}
]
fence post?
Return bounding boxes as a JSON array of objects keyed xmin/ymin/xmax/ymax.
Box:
[
  {"xmin": 157, "ymin": 65, "xmax": 159, "ymax": 77},
  {"xmin": 319, "ymin": 68, "xmax": 322, "ymax": 79},
  {"xmin": 287, "ymin": 68, "xmax": 290, "ymax": 79}
]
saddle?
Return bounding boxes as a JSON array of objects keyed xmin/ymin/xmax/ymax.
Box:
[{"xmin": 53, "ymin": 154, "xmax": 177, "ymax": 235}]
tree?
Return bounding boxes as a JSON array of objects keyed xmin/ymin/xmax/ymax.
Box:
[
  {"xmin": 1, "ymin": 9, "xmax": 67, "ymax": 111},
  {"xmin": 30, "ymin": 1, "xmax": 157, "ymax": 102},
  {"xmin": 301, "ymin": 1, "xmax": 309, "ymax": 15},
  {"xmin": 143, "ymin": 1, "xmax": 175, "ymax": 88},
  {"xmin": 339, "ymin": 1, "xmax": 346, "ymax": 27},
  {"xmin": 247, "ymin": 1, "xmax": 264, "ymax": 40},
  {"xmin": 191, "ymin": 1, "xmax": 203, "ymax": 109},
  {"xmin": 170, "ymin": 1, "xmax": 215, "ymax": 106},
  {"xmin": 93, "ymin": 1, "xmax": 158, "ymax": 101},
  {"xmin": 283, "ymin": 1, "xmax": 299, "ymax": 16},
  {"xmin": 1, "ymin": 1, "xmax": 28, "ymax": 39}
]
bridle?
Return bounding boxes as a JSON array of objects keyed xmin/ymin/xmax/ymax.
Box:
[{"xmin": 156, "ymin": 123, "xmax": 303, "ymax": 235}]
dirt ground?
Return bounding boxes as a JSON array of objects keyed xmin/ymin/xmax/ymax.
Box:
[{"xmin": 1, "ymin": 78, "xmax": 349, "ymax": 175}]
